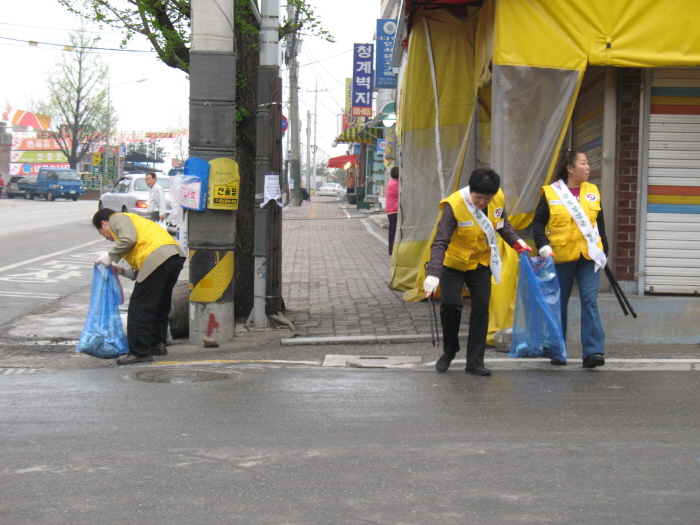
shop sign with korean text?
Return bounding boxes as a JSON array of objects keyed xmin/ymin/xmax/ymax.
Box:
[
  {"xmin": 11, "ymin": 150, "xmax": 68, "ymax": 163},
  {"xmin": 11, "ymin": 137, "xmax": 66, "ymax": 151},
  {"xmin": 351, "ymin": 43, "xmax": 374, "ymax": 117},
  {"xmin": 375, "ymin": 19, "xmax": 397, "ymax": 89}
]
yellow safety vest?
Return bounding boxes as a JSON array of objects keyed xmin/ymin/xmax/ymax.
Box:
[
  {"xmin": 112, "ymin": 213, "xmax": 178, "ymax": 270},
  {"xmin": 541, "ymin": 182, "xmax": 604, "ymax": 263},
  {"xmin": 440, "ymin": 189, "xmax": 506, "ymax": 272}
]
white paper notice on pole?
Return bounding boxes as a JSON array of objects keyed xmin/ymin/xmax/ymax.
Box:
[{"xmin": 261, "ymin": 174, "xmax": 283, "ymax": 208}]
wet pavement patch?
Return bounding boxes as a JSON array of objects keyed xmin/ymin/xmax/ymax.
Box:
[{"xmin": 124, "ymin": 368, "xmax": 236, "ymax": 383}]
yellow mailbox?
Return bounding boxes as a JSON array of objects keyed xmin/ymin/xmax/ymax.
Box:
[{"xmin": 207, "ymin": 158, "xmax": 240, "ymax": 210}]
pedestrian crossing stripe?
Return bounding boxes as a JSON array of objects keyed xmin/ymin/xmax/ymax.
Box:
[
  {"xmin": 188, "ymin": 249, "xmax": 234, "ymax": 303},
  {"xmin": 1, "ymin": 368, "xmax": 40, "ymax": 375}
]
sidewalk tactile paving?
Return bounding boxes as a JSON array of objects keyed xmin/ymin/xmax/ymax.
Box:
[{"xmin": 281, "ymin": 199, "xmax": 467, "ymax": 338}]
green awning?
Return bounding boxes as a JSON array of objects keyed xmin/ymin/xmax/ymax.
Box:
[{"xmin": 367, "ymin": 101, "xmax": 397, "ymax": 128}]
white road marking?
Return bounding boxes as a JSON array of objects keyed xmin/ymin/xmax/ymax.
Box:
[
  {"xmin": 0, "ymin": 291, "xmax": 60, "ymax": 299},
  {"xmin": 1, "ymin": 368, "xmax": 40, "ymax": 375},
  {"xmin": 0, "ymin": 239, "xmax": 104, "ymax": 274}
]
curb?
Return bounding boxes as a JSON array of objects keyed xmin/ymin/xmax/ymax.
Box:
[{"xmin": 280, "ymin": 332, "xmax": 470, "ymax": 346}]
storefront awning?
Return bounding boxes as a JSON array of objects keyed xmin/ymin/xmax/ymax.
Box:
[
  {"xmin": 334, "ymin": 126, "xmax": 382, "ymax": 144},
  {"xmin": 367, "ymin": 102, "xmax": 396, "ymax": 128},
  {"xmin": 327, "ymin": 154, "xmax": 358, "ymax": 168}
]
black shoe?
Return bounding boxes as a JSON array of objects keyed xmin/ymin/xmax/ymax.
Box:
[
  {"xmin": 465, "ymin": 365, "xmax": 492, "ymax": 376},
  {"xmin": 116, "ymin": 353, "xmax": 154, "ymax": 365},
  {"xmin": 435, "ymin": 353, "xmax": 454, "ymax": 372},
  {"xmin": 151, "ymin": 343, "xmax": 168, "ymax": 356},
  {"xmin": 582, "ymin": 353, "xmax": 605, "ymax": 368},
  {"xmin": 550, "ymin": 358, "xmax": 567, "ymax": 366}
]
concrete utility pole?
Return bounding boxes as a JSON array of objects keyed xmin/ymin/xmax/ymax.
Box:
[
  {"xmin": 306, "ymin": 110, "xmax": 311, "ymax": 192},
  {"xmin": 250, "ymin": 0, "xmax": 284, "ymax": 327},
  {"xmin": 287, "ymin": 2, "xmax": 302, "ymax": 207},
  {"xmin": 313, "ymin": 79, "xmax": 318, "ymax": 186},
  {"xmin": 188, "ymin": 0, "xmax": 237, "ymax": 344}
]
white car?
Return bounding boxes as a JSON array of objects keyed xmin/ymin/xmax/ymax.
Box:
[
  {"xmin": 316, "ymin": 183, "xmax": 347, "ymax": 197},
  {"xmin": 99, "ymin": 173, "xmax": 172, "ymax": 218}
]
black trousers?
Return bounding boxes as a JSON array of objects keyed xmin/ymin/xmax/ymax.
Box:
[
  {"xmin": 128, "ymin": 255, "xmax": 185, "ymax": 356},
  {"xmin": 439, "ymin": 264, "xmax": 492, "ymax": 367},
  {"xmin": 388, "ymin": 213, "xmax": 397, "ymax": 255}
]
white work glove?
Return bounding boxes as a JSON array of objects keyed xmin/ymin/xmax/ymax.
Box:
[
  {"xmin": 513, "ymin": 239, "xmax": 533, "ymax": 254},
  {"xmin": 116, "ymin": 266, "xmax": 136, "ymax": 280},
  {"xmin": 423, "ymin": 275, "xmax": 440, "ymax": 297},
  {"xmin": 539, "ymin": 245, "xmax": 553, "ymax": 258},
  {"xmin": 96, "ymin": 252, "xmax": 112, "ymax": 266}
]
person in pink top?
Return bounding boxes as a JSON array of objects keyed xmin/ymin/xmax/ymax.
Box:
[{"xmin": 386, "ymin": 166, "xmax": 400, "ymax": 255}]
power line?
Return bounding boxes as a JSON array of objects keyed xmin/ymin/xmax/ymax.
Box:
[
  {"xmin": 0, "ymin": 35, "xmax": 154, "ymax": 53},
  {"xmin": 0, "ymin": 21, "xmax": 116, "ymax": 36}
]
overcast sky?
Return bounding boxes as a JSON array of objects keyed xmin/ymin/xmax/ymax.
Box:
[{"xmin": 1, "ymin": 0, "xmax": 382, "ymax": 163}]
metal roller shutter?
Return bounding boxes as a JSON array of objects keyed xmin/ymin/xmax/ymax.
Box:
[
  {"xmin": 573, "ymin": 66, "xmax": 605, "ymax": 182},
  {"xmin": 645, "ymin": 68, "xmax": 700, "ymax": 294}
]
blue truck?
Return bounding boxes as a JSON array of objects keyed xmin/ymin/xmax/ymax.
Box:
[{"xmin": 18, "ymin": 168, "xmax": 85, "ymax": 201}]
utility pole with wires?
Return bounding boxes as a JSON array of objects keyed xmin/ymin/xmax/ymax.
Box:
[
  {"xmin": 313, "ymin": 78, "xmax": 318, "ymax": 186},
  {"xmin": 306, "ymin": 109, "xmax": 311, "ymax": 192},
  {"xmin": 250, "ymin": 0, "xmax": 285, "ymax": 327},
  {"xmin": 286, "ymin": 2, "xmax": 302, "ymax": 207}
]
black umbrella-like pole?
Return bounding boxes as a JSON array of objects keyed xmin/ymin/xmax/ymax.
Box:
[{"xmin": 604, "ymin": 266, "xmax": 638, "ymax": 319}]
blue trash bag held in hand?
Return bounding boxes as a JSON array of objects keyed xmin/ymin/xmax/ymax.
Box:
[
  {"xmin": 509, "ymin": 253, "xmax": 567, "ymax": 363},
  {"xmin": 76, "ymin": 265, "xmax": 129, "ymax": 359}
]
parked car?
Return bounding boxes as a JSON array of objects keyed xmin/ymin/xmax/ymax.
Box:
[
  {"xmin": 316, "ymin": 183, "xmax": 347, "ymax": 197},
  {"xmin": 5, "ymin": 175, "xmax": 36, "ymax": 199},
  {"xmin": 168, "ymin": 167, "xmax": 184, "ymax": 177},
  {"xmin": 18, "ymin": 168, "xmax": 85, "ymax": 201},
  {"xmin": 99, "ymin": 174, "xmax": 172, "ymax": 220}
]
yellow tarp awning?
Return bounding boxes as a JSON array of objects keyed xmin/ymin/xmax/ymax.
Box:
[
  {"xmin": 495, "ymin": 0, "xmax": 700, "ymax": 70},
  {"xmin": 334, "ymin": 127, "xmax": 381, "ymax": 144}
]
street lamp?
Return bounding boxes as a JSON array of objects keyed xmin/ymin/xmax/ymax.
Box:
[{"xmin": 102, "ymin": 78, "xmax": 147, "ymax": 193}]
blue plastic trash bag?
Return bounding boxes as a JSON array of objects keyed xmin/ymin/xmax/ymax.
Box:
[
  {"xmin": 77, "ymin": 265, "xmax": 129, "ymax": 359},
  {"xmin": 509, "ymin": 253, "xmax": 567, "ymax": 363}
]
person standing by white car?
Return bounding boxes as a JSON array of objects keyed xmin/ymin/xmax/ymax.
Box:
[{"xmin": 146, "ymin": 172, "xmax": 166, "ymax": 222}]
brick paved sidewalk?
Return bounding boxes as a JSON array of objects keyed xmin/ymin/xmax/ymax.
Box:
[{"xmin": 281, "ymin": 198, "xmax": 435, "ymax": 337}]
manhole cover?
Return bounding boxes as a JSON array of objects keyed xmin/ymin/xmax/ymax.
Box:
[{"xmin": 125, "ymin": 369, "xmax": 236, "ymax": 383}]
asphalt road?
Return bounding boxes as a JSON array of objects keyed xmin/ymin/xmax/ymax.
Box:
[
  {"xmin": 0, "ymin": 363, "xmax": 698, "ymax": 524},
  {"xmin": 0, "ymin": 198, "xmax": 107, "ymax": 330}
]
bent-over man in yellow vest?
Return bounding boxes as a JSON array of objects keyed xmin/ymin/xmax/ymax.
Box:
[
  {"xmin": 93, "ymin": 208, "xmax": 186, "ymax": 365},
  {"xmin": 423, "ymin": 168, "xmax": 531, "ymax": 376}
]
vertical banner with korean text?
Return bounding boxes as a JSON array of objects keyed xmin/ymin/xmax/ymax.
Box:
[
  {"xmin": 351, "ymin": 43, "xmax": 374, "ymax": 117},
  {"xmin": 375, "ymin": 19, "xmax": 398, "ymax": 89}
]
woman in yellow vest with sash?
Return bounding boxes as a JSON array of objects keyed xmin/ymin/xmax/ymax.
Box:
[
  {"xmin": 533, "ymin": 148, "xmax": 609, "ymax": 368},
  {"xmin": 423, "ymin": 168, "xmax": 531, "ymax": 376},
  {"xmin": 93, "ymin": 208, "xmax": 186, "ymax": 365}
]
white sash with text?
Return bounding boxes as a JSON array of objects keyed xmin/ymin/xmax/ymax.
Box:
[
  {"xmin": 550, "ymin": 179, "xmax": 607, "ymax": 272},
  {"xmin": 460, "ymin": 186, "xmax": 502, "ymax": 284}
]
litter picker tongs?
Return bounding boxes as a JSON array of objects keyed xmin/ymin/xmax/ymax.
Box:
[{"xmin": 424, "ymin": 262, "xmax": 440, "ymax": 346}]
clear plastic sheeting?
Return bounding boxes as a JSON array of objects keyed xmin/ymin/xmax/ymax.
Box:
[
  {"xmin": 492, "ymin": 65, "xmax": 582, "ymax": 226},
  {"xmin": 390, "ymin": 10, "xmax": 477, "ymax": 293}
]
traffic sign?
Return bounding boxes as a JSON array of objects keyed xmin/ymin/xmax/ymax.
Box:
[{"xmin": 281, "ymin": 115, "xmax": 288, "ymax": 134}]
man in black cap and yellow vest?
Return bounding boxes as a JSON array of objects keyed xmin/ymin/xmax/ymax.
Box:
[
  {"xmin": 93, "ymin": 208, "xmax": 186, "ymax": 365},
  {"xmin": 423, "ymin": 168, "xmax": 531, "ymax": 376}
]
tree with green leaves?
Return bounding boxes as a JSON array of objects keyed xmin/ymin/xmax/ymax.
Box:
[
  {"xmin": 37, "ymin": 29, "xmax": 112, "ymax": 170},
  {"xmin": 59, "ymin": 0, "xmax": 332, "ymax": 317}
]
